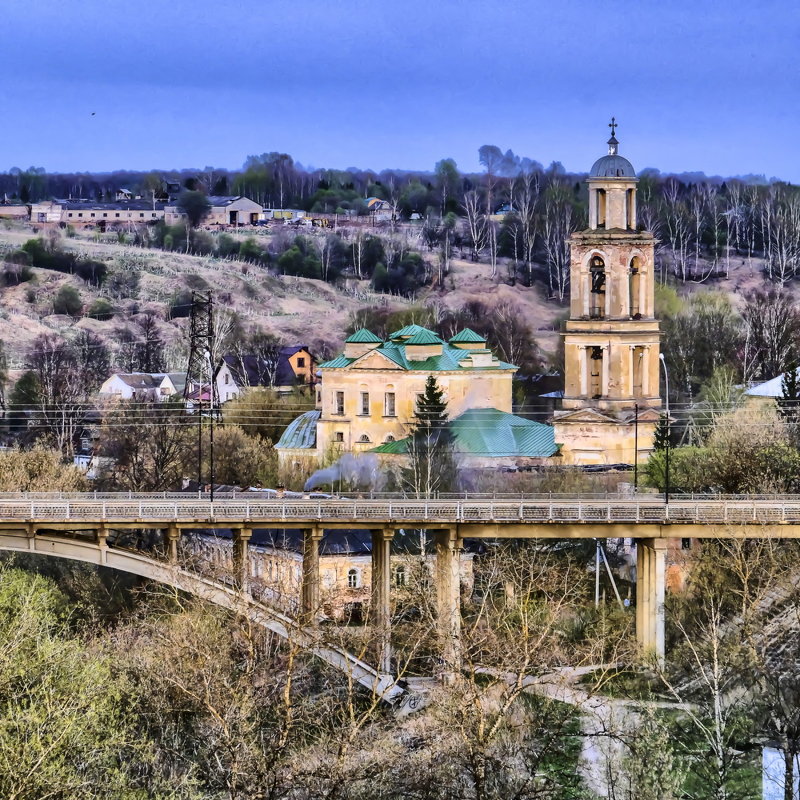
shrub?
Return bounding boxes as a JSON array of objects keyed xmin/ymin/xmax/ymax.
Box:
[
  {"xmin": 53, "ymin": 285, "xmax": 82, "ymax": 317},
  {"xmin": 88, "ymin": 298, "xmax": 114, "ymax": 320}
]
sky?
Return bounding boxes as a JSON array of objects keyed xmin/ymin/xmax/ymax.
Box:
[{"xmin": 1, "ymin": 0, "xmax": 798, "ymax": 181}]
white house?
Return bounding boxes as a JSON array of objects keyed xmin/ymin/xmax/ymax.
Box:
[{"xmin": 98, "ymin": 372, "xmax": 186, "ymax": 402}]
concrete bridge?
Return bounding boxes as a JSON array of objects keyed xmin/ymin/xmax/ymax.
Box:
[{"xmin": 0, "ymin": 492, "xmax": 795, "ymax": 689}]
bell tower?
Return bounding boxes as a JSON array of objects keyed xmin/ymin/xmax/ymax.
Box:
[{"xmin": 553, "ymin": 120, "xmax": 662, "ymax": 465}]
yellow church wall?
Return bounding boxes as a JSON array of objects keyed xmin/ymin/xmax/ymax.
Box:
[{"xmin": 314, "ymin": 367, "xmax": 515, "ymax": 456}]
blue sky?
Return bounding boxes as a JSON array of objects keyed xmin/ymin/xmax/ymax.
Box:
[{"xmin": 2, "ymin": 0, "xmax": 798, "ymax": 180}]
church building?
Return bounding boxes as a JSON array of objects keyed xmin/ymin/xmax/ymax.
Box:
[
  {"xmin": 276, "ymin": 122, "xmax": 662, "ymax": 474},
  {"xmin": 552, "ymin": 120, "xmax": 662, "ymax": 463}
]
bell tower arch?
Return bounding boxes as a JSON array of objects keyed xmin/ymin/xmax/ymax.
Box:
[{"xmin": 553, "ymin": 119, "xmax": 662, "ymax": 465}]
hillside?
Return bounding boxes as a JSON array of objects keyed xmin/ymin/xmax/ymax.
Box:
[
  {"xmin": 0, "ymin": 221, "xmax": 568, "ymax": 374},
  {"xmin": 0, "ymin": 218, "xmax": 785, "ymax": 380}
]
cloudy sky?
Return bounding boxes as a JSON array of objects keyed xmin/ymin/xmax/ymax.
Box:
[{"xmin": 2, "ymin": 0, "xmax": 797, "ymax": 179}]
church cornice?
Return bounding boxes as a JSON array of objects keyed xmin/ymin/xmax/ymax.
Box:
[{"xmin": 571, "ymin": 229, "xmax": 655, "ymax": 243}]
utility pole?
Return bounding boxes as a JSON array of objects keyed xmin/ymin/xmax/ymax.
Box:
[
  {"xmin": 633, "ymin": 402, "xmax": 639, "ymax": 491},
  {"xmin": 184, "ymin": 291, "xmax": 219, "ymax": 494}
]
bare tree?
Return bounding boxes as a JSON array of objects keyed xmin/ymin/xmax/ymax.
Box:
[{"xmin": 463, "ymin": 189, "xmax": 487, "ymax": 263}]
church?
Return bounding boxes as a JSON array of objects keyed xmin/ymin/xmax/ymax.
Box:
[
  {"xmin": 276, "ymin": 123, "xmax": 662, "ymax": 473},
  {"xmin": 553, "ymin": 121, "xmax": 662, "ymax": 464}
]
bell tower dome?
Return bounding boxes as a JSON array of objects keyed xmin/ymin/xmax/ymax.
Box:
[{"xmin": 552, "ymin": 119, "xmax": 662, "ymax": 466}]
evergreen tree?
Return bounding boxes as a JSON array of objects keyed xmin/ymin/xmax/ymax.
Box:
[
  {"xmin": 653, "ymin": 413, "xmax": 670, "ymax": 451},
  {"xmin": 779, "ymin": 354, "xmax": 800, "ymax": 421},
  {"xmin": 401, "ymin": 375, "xmax": 458, "ymax": 496}
]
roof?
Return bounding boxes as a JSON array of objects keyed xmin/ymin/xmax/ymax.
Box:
[
  {"xmin": 389, "ymin": 324, "xmax": 430, "ymax": 340},
  {"xmin": 221, "ymin": 354, "xmax": 298, "ymax": 388},
  {"xmin": 745, "ymin": 369, "xmax": 798, "ymax": 398},
  {"xmin": 449, "ymin": 328, "xmax": 486, "ymax": 344},
  {"xmin": 205, "ymin": 195, "xmax": 260, "ymax": 208},
  {"xmin": 589, "ymin": 154, "xmax": 636, "ymax": 178},
  {"xmin": 318, "ymin": 327, "xmax": 515, "ymax": 373},
  {"xmin": 345, "ymin": 328, "xmax": 382, "ymax": 344},
  {"xmin": 107, "ymin": 372, "xmax": 185, "ymax": 391},
  {"xmin": 404, "ymin": 329, "xmax": 443, "ymax": 345},
  {"xmin": 275, "ymin": 409, "xmax": 321, "ymax": 449},
  {"xmin": 280, "ymin": 345, "xmax": 311, "ymax": 357},
  {"xmin": 371, "ymin": 408, "xmax": 559, "ymax": 458},
  {"xmin": 61, "ymin": 200, "xmax": 166, "ymax": 211}
]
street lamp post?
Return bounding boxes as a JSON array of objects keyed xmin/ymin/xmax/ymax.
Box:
[{"xmin": 659, "ymin": 353, "xmax": 670, "ymax": 505}]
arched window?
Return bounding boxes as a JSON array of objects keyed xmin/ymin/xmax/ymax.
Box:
[
  {"xmin": 347, "ymin": 568, "xmax": 360, "ymax": 589},
  {"xmin": 596, "ymin": 189, "xmax": 607, "ymax": 228},
  {"xmin": 384, "ymin": 434, "xmax": 395, "ymax": 443},
  {"xmin": 358, "ymin": 434, "xmax": 371, "ymax": 443},
  {"xmin": 589, "ymin": 256, "xmax": 606, "ymax": 319}
]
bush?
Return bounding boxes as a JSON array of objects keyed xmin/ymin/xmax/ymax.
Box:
[
  {"xmin": 88, "ymin": 298, "xmax": 114, "ymax": 321},
  {"xmin": 53, "ymin": 285, "xmax": 82, "ymax": 317}
]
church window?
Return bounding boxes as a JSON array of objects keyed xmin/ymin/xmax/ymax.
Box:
[
  {"xmin": 589, "ymin": 256, "xmax": 606, "ymax": 319},
  {"xmin": 384, "ymin": 392, "xmax": 396, "ymax": 417},
  {"xmin": 597, "ymin": 189, "xmax": 607, "ymax": 228},
  {"xmin": 358, "ymin": 434, "xmax": 371, "ymax": 443},
  {"xmin": 347, "ymin": 568, "xmax": 361, "ymax": 589},
  {"xmin": 626, "ymin": 188, "xmax": 635, "ymax": 230},
  {"xmin": 334, "ymin": 432, "xmax": 344, "ymax": 443},
  {"xmin": 394, "ymin": 565, "xmax": 407, "ymax": 587},
  {"xmin": 590, "ymin": 346, "xmax": 603, "ymax": 398},
  {"xmin": 334, "ymin": 391, "xmax": 344, "ymax": 415},
  {"xmin": 384, "ymin": 435, "xmax": 395, "ymax": 443},
  {"xmin": 359, "ymin": 392, "xmax": 369, "ymax": 415},
  {"xmin": 633, "ymin": 347, "xmax": 644, "ymax": 395}
]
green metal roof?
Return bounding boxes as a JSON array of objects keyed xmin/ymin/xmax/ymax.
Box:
[
  {"xmin": 318, "ymin": 330, "xmax": 517, "ymax": 372},
  {"xmin": 317, "ymin": 355, "xmax": 355, "ymax": 368},
  {"xmin": 389, "ymin": 324, "xmax": 432, "ymax": 340},
  {"xmin": 370, "ymin": 408, "xmax": 558, "ymax": 458},
  {"xmin": 449, "ymin": 328, "xmax": 486, "ymax": 344},
  {"xmin": 345, "ymin": 328, "xmax": 382, "ymax": 344},
  {"xmin": 404, "ymin": 329, "xmax": 444, "ymax": 345},
  {"xmin": 275, "ymin": 409, "xmax": 321, "ymax": 450}
]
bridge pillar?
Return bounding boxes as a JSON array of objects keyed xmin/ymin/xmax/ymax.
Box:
[
  {"xmin": 96, "ymin": 526, "xmax": 109, "ymax": 565},
  {"xmin": 370, "ymin": 528, "xmax": 394, "ymax": 673},
  {"xmin": 165, "ymin": 525, "xmax": 180, "ymax": 565},
  {"xmin": 434, "ymin": 528, "xmax": 462, "ymax": 679},
  {"xmin": 301, "ymin": 527, "xmax": 323, "ymax": 624},
  {"xmin": 635, "ymin": 538, "xmax": 667, "ymax": 661},
  {"xmin": 233, "ymin": 527, "xmax": 252, "ymax": 594}
]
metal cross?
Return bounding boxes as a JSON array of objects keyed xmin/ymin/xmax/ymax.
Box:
[{"xmin": 608, "ymin": 117, "xmax": 618, "ymax": 137}]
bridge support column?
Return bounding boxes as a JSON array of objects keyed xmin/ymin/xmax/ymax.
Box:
[
  {"xmin": 434, "ymin": 528, "xmax": 462, "ymax": 679},
  {"xmin": 636, "ymin": 538, "xmax": 667, "ymax": 661},
  {"xmin": 370, "ymin": 528, "xmax": 394, "ymax": 673},
  {"xmin": 301, "ymin": 527, "xmax": 322, "ymax": 624},
  {"xmin": 165, "ymin": 525, "xmax": 180, "ymax": 565},
  {"xmin": 233, "ymin": 527, "xmax": 252, "ymax": 594},
  {"xmin": 96, "ymin": 526, "xmax": 109, "ymax": 565}
]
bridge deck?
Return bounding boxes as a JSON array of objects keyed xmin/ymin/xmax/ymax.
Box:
[{"xmin": 1, "ymin": 495, "xmax": 800, "ymax": 534}]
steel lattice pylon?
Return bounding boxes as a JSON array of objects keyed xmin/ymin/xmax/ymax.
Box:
[{"xmin": 184, "ymin": 291, "xmax": 219, "ymax": 408}]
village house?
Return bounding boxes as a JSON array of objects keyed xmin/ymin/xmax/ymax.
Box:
[
  {"xmin": 98, "ymin": 372, "xmax": 186, "ymax": 402},
  {"xmin": 30, "ymin": 200, "xmax": 65, "ymax": 223},
  {"xmin": 165, "ymin": 195, "xmax": 263, "ymax": 226},
  {"xmin": 215, "ymin": 346, "xmax": 316, "ymax": 403},
  {"xmin": 186, "ymin": 526, "xmax": 474, "ymax": 622},
  {"xmin": 276, "ymin": 325, "xmax": 558, "ymax": 471},
  {"xmin": 0, "ymin": 202, "xmax": 29, "ymax": 219}
]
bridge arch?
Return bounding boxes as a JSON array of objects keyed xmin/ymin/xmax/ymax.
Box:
[{"xmin": 0, "ymin": 532, "xmax": 405, "ymax": 705}]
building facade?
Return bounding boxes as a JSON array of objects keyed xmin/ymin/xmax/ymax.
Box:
[
  {"xmin": 553, "ymin": 123, "xmax": 662, "ymax": 464},
  {"xmin": 277, "ymin": 325, "xmax": 558, "ymax": 470}
]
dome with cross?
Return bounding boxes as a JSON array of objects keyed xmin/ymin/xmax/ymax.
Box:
[{"xmin": 589, "ymin": 117, "xmax": 636, "ymax": 178}]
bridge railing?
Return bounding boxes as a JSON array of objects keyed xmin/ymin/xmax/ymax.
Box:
[{"xmin": 4, "ymin": 497, "xmax": 800, "ymax": 525}]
